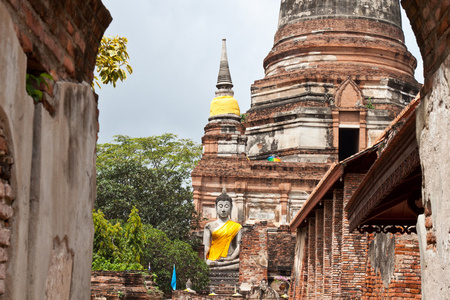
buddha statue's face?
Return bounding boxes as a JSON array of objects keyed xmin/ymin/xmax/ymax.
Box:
[{"xmin": 216, "ymin": 200, "xmax": 232, "ymax": 219}]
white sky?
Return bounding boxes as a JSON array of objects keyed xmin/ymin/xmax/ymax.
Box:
[{"xmin": 97, "ymin": 0, "xmax": 424, "ymax": 145}]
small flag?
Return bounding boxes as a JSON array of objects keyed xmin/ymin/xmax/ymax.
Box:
[{"xmin": 171, "ymin": 264, "xmax": 176, "ymax": 290}]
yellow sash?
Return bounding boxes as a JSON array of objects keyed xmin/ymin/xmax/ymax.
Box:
[{"xmin": 207, "ymin": 220, "xmax": 242, "ymax": 261}]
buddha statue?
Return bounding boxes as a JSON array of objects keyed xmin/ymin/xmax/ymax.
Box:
[{"xmin": 203, "ymin": 191, "xmax": 242, "ymax": 270}]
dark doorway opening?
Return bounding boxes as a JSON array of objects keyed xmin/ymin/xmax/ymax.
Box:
[{"xmin": 339, "ymin": 128, "xmax": 360, "ymax": 161}]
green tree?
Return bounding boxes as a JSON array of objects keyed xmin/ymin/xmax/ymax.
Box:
[
  {"xmin": 143, "ymin": 225, "xmax": 209, "ymax": 293},
  {"xmin": 92, "ymin": 209, "xmax": 209, "ymax": 293},
  {"xmin": 94, "ymin": 35, "xmax": 133, "ymax": 90},
  {"xmin": 95, "ymin": 134, "xmax": 202, "ymax": 241},
  {"xmin": 92, "ymin": 207, "xmax": 145, "ymax": 271}
]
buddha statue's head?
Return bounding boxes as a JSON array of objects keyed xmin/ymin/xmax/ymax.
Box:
[{"xmin": 215, "ymin": 192, "xmax": 233, "ymax": 219}]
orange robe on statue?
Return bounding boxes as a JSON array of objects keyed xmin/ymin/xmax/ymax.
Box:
[{"xmin": 207, "ymin": 220, "xmax": 242, "ymax": 261}]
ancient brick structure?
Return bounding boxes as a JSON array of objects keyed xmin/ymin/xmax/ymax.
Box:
[
  {"xmin": 193, "ymin": 0, "xmax": 420, "ymax": 228},
  {"xmin": 1, "ymin": 0, "xmax": 110, "ymax": 83},
  {"xmin": 239, "ymin": 222, "xmax": 269, "ymax": 285},
  {"xmin": 246, "ymin": 0, "xmax": 420, "ymax": 162},
  {"xmin": 91, "ymin": 271, "xmax": 162, "ymax": 300},
  {"xmin": 400, "ymin": 0, "xmax": 450, "ymax": 298},
  {"xmin": 0, "ymin": 0, "xmax": 110, "ymax": 298},
  {"xmin": 289, "ymin": 138, "xmax": 422, "ymax": 298},
  {"xmin": 192, "ymin": 0, "xmax": 422, "ymax": 296}
]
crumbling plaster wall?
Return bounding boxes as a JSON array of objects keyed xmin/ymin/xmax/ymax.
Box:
[
  {"xmin": 0, "ymin": 4, "xmax": 34, "ymax": 297},
  {"xmin": 0, "ymin": 2, "xmax": 103, "ymax": 299},
  {"xmin": 401, "ymin": 0, "xmax": 450, "ymax": 297},
  {"xmin": 416, "ymin": 55, "xmax": 450, "ymax": 298}
]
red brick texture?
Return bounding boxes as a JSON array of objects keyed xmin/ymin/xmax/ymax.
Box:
[
  {"xmin": 91, "ymin": 271, "xmax": 162, "ymax": 300},
  {"xmin": 363, "ymin": 234, "xmax": 422, "ymax": 299},
  {"xmin": 0, "ymin": 127, "xmax": 13, "ymax": 295},
  {"xmin": 267, "ymin": 225, "xmax": 296, "ymax": 277},
  {"xmin": 0, "ymin": 0, "xmax": 111, "ymax": 83},
  {"xmin": 291, "ymin": 174, "xmax": 422, "ymax": 299},
  {"xmin": 401, "ymin": 0, "xmax": 449, "ymax": 95},
  {"xmin": 331, "ymin": 189, "xmax": 343, "ymax": 298},
  {"xmin": 239, "ymin": 222, "xmax": 268, "ymax": 285},
  {"xmin": 306, "ymin": 217, "xmax": 316, "ymax": 297},
  {"xmin": 340, "ymin": 173, "xmax": 367, "ymax": 299}
]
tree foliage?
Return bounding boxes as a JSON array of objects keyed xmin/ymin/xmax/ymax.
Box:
[
  {"xmin": 92, "ymin": 208, "xmax": 209, "ymax": 293},
  {"xmin": 144, "ymin": 225, "xmax": 209, "ymax": 293},
  {"xmin": 94, "ymin": 35, "xmax": 133, "ymax": 90},
  {"xmin": 95, "ymin": 134, "xmax": 202, "ymax": 241},
  {"xmin": 92, "ymin": 207, "xmax": 145, "ymax": 271}
]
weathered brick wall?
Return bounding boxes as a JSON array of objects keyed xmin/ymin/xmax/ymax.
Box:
[
  {"xmin": 267, "ymin": 225, "xmax": 295, "ymax": 276},
  {"xmin": 364, "ymin": 233, "xmax": 421, "ymax": 299},
  {"xmin": 401, "ymin": 0, "xmax": 449, "ymax": 96},
  {"xmin": 239, "ymin": 222, "xmax": 268, "ymax": 285},
  {"xmin": 0, "ymin": 0, "xmax": 111, "ymax": 82},
  {"xmin": 331, "ymin": 189, "xmax": 343, "ymax": 297},
  {"xmin": 172, "ymin": 290, "xmax": 244, "ymax": 300},
  {"xmin": 290, "ymin": 174, "xmax": 423, "ymax": 299},
  {"xmin": 0, "ymin": 1, "xmax": 110, "ymax": 298},
  {"xmin": 401, "ymin": 1, "xmax": 450, "ymax": 298},
  {"xmin": 306, "ymin": 217, "xmax": 315, "ymax": 297},
  {"xmin": 91, "ymin": 271, "xmax": 162, "ymax": 300},
  {"xmin": 340, "ymin": 173, "xmax": 367, "ymax": 298},
  {"xmin": 0, "ymin": 128, "xmax": 13, "ymax": 294}
]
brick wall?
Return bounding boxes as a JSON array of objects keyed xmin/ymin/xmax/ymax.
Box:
[
  {"xmin": 0, "ymin": 0, "xmax": 111, "ymax": 82},
  {"xmin": 331, "ymin": 189, "xmax": 343, "ymax": 298},
  {"xmin": 239, "ymin": 222, "xmax": 268, "ymax": 285},
  {"xmin": 91, "ymin": 271, "xmax": 162, "ymax": 300},
  {"xmin": 306, "ymin": 217, "xmax": 316, "ymax": 297},
  {"xmin": 267, "ymin": 225, "xmax": 295, "ymax": 276},
  {"xmin": 401, "ymin": 0, "xmax": 449, "ymax": 95},
  {"xmin": 172, "ymin": 290, "xmax": 244, "ymax": 300},
  {"xmin": 340, "ymin": 173, "xmax": 367, "ymax": 298},
  {"xmin": 0, "ymin": 127, "xmax": 13, "ymax": 294},
  {"xmin": 290, "ymin": 173, "xmax": 422, "ymax": 299},
  {"xmin": 364, "ymin": 233, "xmax": 421, "ymax": 299}
]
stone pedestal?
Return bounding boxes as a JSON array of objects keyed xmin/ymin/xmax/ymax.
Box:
[{"xmin": 208, "ymin": 269, "xmax": 240, "ymax": 295}]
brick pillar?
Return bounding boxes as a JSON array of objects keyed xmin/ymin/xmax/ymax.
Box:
[
  {"xmin": 279, "ymin": 183, "xmax": 291, "ymax": 224},
  {"xmin": 299, "ymin": 228, "xmax": 309, "ymax": 299},
  {"xmin": 323, "ymin": 199, "xmax": 333, "ymax": 298},
  {"xmin": 290, "ymin": 227, "xmax": 308, "ymax": 300},
  {"xmin": 315, "ymin": 209, "xmax": 324, "ymax": 297},
  {"xmin": 306, "ymin": 217, "xmax": 316, "ymax": 298},
  {"xmin": 331, "ymin": 189, "xmax": 343, "ymax": 298},
  {"xmin": 239, "ymin": 222, "xmax": 268, "ymax": 285},
  {"xmin": 341, "ymin": 173, "xmax": 366, "ymax": 298},
  {"xmin": 235, "ymin": 181, "xmax": 247, "ymax": 224}
]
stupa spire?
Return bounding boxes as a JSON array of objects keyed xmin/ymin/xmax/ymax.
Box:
[
  {"xmin": 209, "ymin": 38, "xmax": 240, "ymax": 118},
  {"xmin": 216, "ymin": 38, "xmax": 234, "ymax": 97}
]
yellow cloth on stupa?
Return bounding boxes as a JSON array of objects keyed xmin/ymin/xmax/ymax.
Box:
[
  {"xmin": 209, "ymin": 96, "xmax": 240, "ymax": 117},
  {"xmin": 207, "ymin": 220, "xmax": 242, "ymax": 261}
]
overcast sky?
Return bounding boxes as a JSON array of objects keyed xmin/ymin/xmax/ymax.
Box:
[{"xmin": 97, "ymin": 0, "xmax": 423, "ymax": 145}]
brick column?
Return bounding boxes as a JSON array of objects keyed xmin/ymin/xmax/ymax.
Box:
[
  {"xmin": 331, "ymin": 189, "xmax": 343, "ymax": 298},
  {"xmin": 279, "ymin": 183, "xmax": 291, "ymax": 224},
  {"xmin": 299, "ymin": 228, "xmax": 309, "ymax": 299},
  {"xmin": 306, "ymin": 217, "xmax": 316, "ymax": 298},
  {"xmin": 314, "ymin": 209, "xmax": 324, "ymax": 297},
  {"xmin": 323, "ymin": 199, "xmax": 333, "ymax": 298},
  {"xmin": 340, "ymin": 173, "xmax": 366, "ymax": 298},
  {"xmin": 235, "ymin": 181, "xmax": 247, "ymax": 224}
]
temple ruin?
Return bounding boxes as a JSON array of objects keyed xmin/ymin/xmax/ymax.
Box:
[{"xmin": 190, "ymin": 0, "xmax": 449, "ymax": 298}]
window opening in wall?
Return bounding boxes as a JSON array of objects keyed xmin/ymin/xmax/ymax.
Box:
[{"xmin": 339, "ymin": 128, "xmax": 359, "ymax": 161}]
